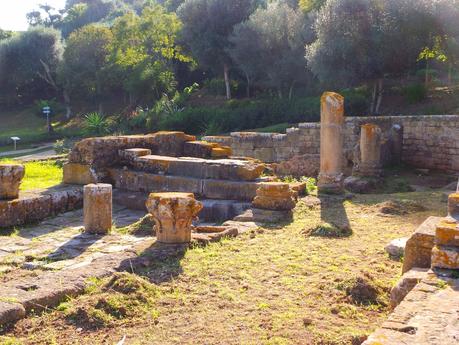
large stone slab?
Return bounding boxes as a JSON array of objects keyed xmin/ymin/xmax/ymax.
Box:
[
  {"xmin": 133, "ymin": 155, "xmax": 265, "ymax": 181},
  {"xmin": 108, "ymin": 168, "xmax": 264, "ymax": 202},
  {"xmin": 69, "ymin": 131, "xmax": 196, "ymax": 168},
  {"xmin": 0, "ymin": 185, "xmax": 83, "ymax": 228},
  {"xmin": 402, "ymin": 216, "xmax": 441, "ymax": 273},
  {"xmin": 363, "ymin": 276, "xmax": 459, "ymax": 345}
]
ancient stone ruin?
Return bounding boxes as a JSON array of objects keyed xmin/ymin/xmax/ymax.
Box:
[
  {"xmin": 0, "ymin": 164, "xmax": 25, "ymax": 199},
  {"xmin": 317, "ymin": 92, "xmax": 345, "ymax": 194},
  {"xmin": 146, "ymin": 192, "xmax": 203, "ymax": 243},
  {"xmin": 83, "ymin": 183, "xmax": 113, "ymax": 235}
]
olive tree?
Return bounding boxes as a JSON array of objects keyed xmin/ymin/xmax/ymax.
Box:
[
  {"xmin": 178, "ymin": 0, "xmax": 260, "ymax": 99},
  {"xmin": 306, "ymin": 0, "xmax": 433, "ymax": 114},
  {"xmin": 229, "ymin": 1, "xmax": 315, "ymax": 99}
]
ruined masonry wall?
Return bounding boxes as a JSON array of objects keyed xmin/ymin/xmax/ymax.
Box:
[{"xmin": 203, "ymin": 115, "xmax": 459, "ymax": 173}]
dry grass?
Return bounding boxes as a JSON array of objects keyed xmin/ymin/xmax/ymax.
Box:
[{"xmin": 0, "ymin": 189, "xmax": 447, "ymax": 345}]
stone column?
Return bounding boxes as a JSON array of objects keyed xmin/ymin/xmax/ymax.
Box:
[
  {"xmin": 318, "ymin": 92, "xmax": 345, "ymax": 194},
  {"xmin": 84, "ymin": 183, "xmax": 112, "ymax": 234},
  {"xmin": 146, "ymin": 192, "xmax": 203, "ymax": 244},
  {"xmin": 0, "ymin": 164, "xmax": 25, "ymax": 200},
  {"xmin": 358, "ymin": 124, "xmax": 382, "ymax": 177},
  {"xmin": 448, "ymin": 193, "xmax": 459, "ymax": 221}
]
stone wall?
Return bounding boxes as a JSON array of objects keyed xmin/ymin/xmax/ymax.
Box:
[{"xmin": 203, "ymin": 115, "xmax": 459, "ymax": 174}]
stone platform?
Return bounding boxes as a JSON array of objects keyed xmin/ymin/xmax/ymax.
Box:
[
  {"xmin": 363, "ymin": 275, "xmax": 459, "ymax": 345},
  {"xmin": 108, "ymin": 168, "xmax": 268, "ymax": 201},
  {"xmin": 132, "ymin": 155, "xmax": 265, "ymax": 181}
]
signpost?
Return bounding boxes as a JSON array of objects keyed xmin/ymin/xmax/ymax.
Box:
[
  {"xmin": 42, "ymin": 106, "xmax": 52, "ymax": 133},
  {"xmin": 10, "ymin": 137, "xmax": 20, "ymax": 151}
]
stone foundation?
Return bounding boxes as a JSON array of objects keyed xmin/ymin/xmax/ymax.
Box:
[
  {"xmin": 0, "ymin": 185, "xmax": 83, "ymax": 228},
  {"xmin": 204, "ymin": 115, "xmax": 459, "ymax": 174}
]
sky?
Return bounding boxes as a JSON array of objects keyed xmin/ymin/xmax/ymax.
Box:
[{"xmin": 0, "ymin": 0, "xmax": 66, "ymax": 31}]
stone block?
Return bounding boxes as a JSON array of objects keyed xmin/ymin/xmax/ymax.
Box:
[
  {"xmin": 84, "ymin": 184, "xmax": 112, "ymax": 234},
  {"xmin": 202, "ymin": 179, "xmax": 261, "ymax": 201},
  {"xmin": 183, "ymin": 141, "xmax": 214, "ymax": 158},
  {"xmin": 252, "ymin": 182, "xmax": 296, "ymax": 211},
  {"xmin": 385, "ymin": 237, "xmax": 408, "ymax": 258},
  {"xmin": 435, "ymin": 219, "xmax": 459, "ymax": 247},
  {"xmin": 211, "ymin": 146, "xmax": 232, "ymax": 158},
  {"xmin": 431, "ymin": 245, "xmax": 459, "ymax": 269},
  {"xmin": 63, "ymin": 163, "xmax": 97, "ymax": 185},
  {"xmin": 0, "ymin": 164, "xmax": 25, "ymax": 200},
  {"xmin": 119, "ymin": 148, "xmax": 152, "ymax": 162},
  {"xmin": 402, "ymin": 216, "xmax": 440, "ymax": 273}
]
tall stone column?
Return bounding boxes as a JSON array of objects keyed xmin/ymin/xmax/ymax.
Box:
[
  {"xmin": 358, "ymin": 124, "xmax": 382, "ymax": 177},
  {"xmin": 318, "ymin": 92, "xmax": 345, "ymax": 194},
  {"xmin": 84, "ymin": 183, "xmax": 112, "ymax": 234},
  {"xmin": 0, "ymin": 164, "xmax": 25, "ymax": 200}
]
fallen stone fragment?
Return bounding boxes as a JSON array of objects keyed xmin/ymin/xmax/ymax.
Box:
[
  {"xmin": 385, "ymin": 237, "xmax": 408, "ymax": 258},
  {"xmin": 233, "ymin": 208, "xmax": 293, "ymax": 223},
  {"xmin": 0, "ymin": 302, "xmax": 26, "ymax": 324},
  {"xmin": 0, "ymin": 164, "xmax": 25, "ymax": 200}
]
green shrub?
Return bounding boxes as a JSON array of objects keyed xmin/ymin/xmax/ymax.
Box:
[
  {"xmin": 402, "ymin": 84, "xmax": 427, "ymax": 104},
  {"xmin": 53, "ymin": 138, "xmax": 73, "ymax": 154}
]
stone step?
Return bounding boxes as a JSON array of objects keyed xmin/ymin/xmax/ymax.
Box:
[
  {"xmin": 112, "ymin": 189, "xmax": 251, "ymax": 222},
  {"xmin": 108, "ymin": 168, "xmax": 265, "ymax": 202},
  {"xmin": 132, "ymin": 155, "xmax": 265, "ymax": 181}
]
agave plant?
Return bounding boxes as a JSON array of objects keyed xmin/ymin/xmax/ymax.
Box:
[{"xmin": 84, "ymin": 112, "xmax": 110, "ymax": 135}]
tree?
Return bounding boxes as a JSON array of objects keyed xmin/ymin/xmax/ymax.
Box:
[
  {"xmin": 0, "ymin": 27, "xmax": 63, "ymax": 105},
  {"xmin": 110, "ymin": 5, "xmax": 191, "ymax": 105},
  {"xmin": 229, "ymin": 1, "xmax": 314, "ymax": 99},
  {"xmin": 178, "ymin": 0, "xmax": 260, "ymax": 99},
  {"xmin": 0, "ymin": 29, "xmax": 12, "ymax": 41},
  {"xmin": 306, "ymin": 0, "xmax": 433, "ymax": 114},
  {"xmin": 59, "ymin": 25, "xmax": 114, "ymax": 115}
]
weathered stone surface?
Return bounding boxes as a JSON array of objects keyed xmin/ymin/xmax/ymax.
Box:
[
  {"xmin": 119, "ymin": 148, "xmax": 152, "ymax": 162},
  {"xmin": 63, "ymin": 163, "xmax": 98, "ymax": 185},
  {"xmin": 385, "ymin": 237, "xmax": 408, "ymax": 258},
  {"xmin": 290, "ymin": 181, "xmax": 307, "ymax": 197},
  {"xmin": 272, "ymin": 154, "xmax": 320, "ymax": 178},
  {"xmin": 0, "ymin": 164, "xmax": 25, "ymax": 199},
  {"xmin": 84, "ymin": 184, "xmax": 112, "ymax": 234},
  {"xmin": 435, "ymin": 219, "xmax": 459, "ymax": 246},
  {"xmin": 318, "ymin": 92, "xmax": 345, "ymax": 194},
  {"xmin": 69, "ymin": 131, "xmax": 196, "ymax": 168},
  {"xmin": 402, "ymin": 216, "xmax": 440, "ymax": 273},
  {"xmin": 211, "ymin": 146, "xmax": 232, "ymax": 158},
  {"xmin": 108, "ymin": 168, "xmax": 264, "ymax": 202},
  {"xmin": 199, "ymin": 199, "xmax": 251, "ymax": 222},
  {"xmin": 193, "ymin": 225, "xmax": 239, "ymax": 244},
  {"xmin": 233, "ymin": 208, "xmax": 293, "ymax": 223},
  {"xmin": 344, "ymin": 176, "xmax": 381, "ymax": 194},
  {"xmin": 363, "ymin": 277, "xmax": 459, "ymax": 345},
  {"xmin": 146, "ymin": 192, "xmax": 202, "ymax": 243},
  {"xmin": 357, "ymin": 124, "xmax": 383, "ymax": 177},
  {"xmin": 183, "ymin": 141, "xmax": 215, "ymax": 158},
  {"xmin": 0, "ymin": 302, "xmax": 26, "ymax": 324},
  {"xmin": 133, "ymin": 155, "xmax": 265, "ymax": 181},
  {"xmin": 389, "ymin": 268, "xmax": 429, "ymax": 308},
  {"xmin": 0, "ymin": 185, "xmax": 83, "ymax": 228},
  {"xmin": 252, "ymin": 182, "xmax": 296, "ymax": 211},
  {"xmin": 448, "ymin": 193, "xmax": 459, "ymax": 220},
  {"xmin": 431, "ymin": 245, "xmax": 459, "ymax": 269}
]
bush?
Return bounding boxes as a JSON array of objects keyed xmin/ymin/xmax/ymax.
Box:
[
  {"xmin": 53, "ymin": 139, "xmax": 73, "ymax": 154},
  {"xmin": 402, "ymin": 84, "xmax": 427, "ymax": 104},
  {"xmin": 84, "ymin": 112, "xmax": 110, "ymax": 136}
]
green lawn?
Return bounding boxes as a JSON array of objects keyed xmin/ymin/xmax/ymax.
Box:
[{"xmin": 0, "ymin": 159, "xmax": 63, "ymax": 190}]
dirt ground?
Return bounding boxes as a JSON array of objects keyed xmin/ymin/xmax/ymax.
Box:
[{"xmin": 0, "ymin": 173, "xmax": 452, "ymax": 345}]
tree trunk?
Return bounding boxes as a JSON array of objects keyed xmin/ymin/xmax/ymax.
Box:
[
  {"xmin": 98, "ymin": 102, "xmax": 103, "ymax": 115},
  {"xmin": 245, "ymin": 72, "xmax": 250, "ymax": 98},
  {"xmin": 288, "ymin": 81, "xmax": 296, "ymax": 101},
  {"xmin": 375, "ymin": 78, "xmax": 384, "ymax": 115},
  {"xmin": 425, "ymin": 59, "xmax": 429, "ymax": 88},
  {"xmin": 223, "ymin": 63, "xmax": 231, "ymax": 100},
  {"xmin": 448, "ymin": 62, "xmax": 453, "ymax": 86},
  {"xmin": 63, "ymin": 89, "xmax": 72, "ymax": 119},
  {"xmin": 370, "ymin": 82, "xmax": 377, "ymax": 115},
  {"xmin": 277, "ymin": 87, "xmax": 283, "ymax": 99}
]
